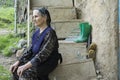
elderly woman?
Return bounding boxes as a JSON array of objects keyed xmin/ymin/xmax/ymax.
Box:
[{"xmin": 10, "ymin": 7, "xmax": 62, "ymax": 80}]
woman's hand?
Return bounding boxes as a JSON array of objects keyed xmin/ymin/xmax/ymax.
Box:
[
  {"xmin": 17, "ymin": 61, "xmax": 32, "ymax": 76},
  {"xmin": 17, "ymin": 65, "xmax": 26, "ymax": 77},
  {"xmin": 9, "ymin": 61, "xmax": 20, "ymax": 73}
]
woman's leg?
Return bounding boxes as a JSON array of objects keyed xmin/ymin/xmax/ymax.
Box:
[
  {"xmin": 11, "ymin": 60, "xmax": 36, "ymax": 80},
  {"xmin": 37, "ymin": 56, "xmax": 58, "ymax": 80},
  {"xmin": 12, "ymin": 70, "xmax": 19, "ymax": 80},
  {"xmin": 12, "ymin": 65, "xmax": 39, "ymax": 80},
  {"xmin": 38, "ymin": 75, "xmax": 49, "ymax": 80},
  {"xmin": 19, "ymin": 67, "xmax": 38, "ymax": 80}
]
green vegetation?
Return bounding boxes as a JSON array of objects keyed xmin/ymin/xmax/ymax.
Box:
[
  {"xmin": 0, "ymin": 6, "xmax": 32, "ymax": 57},
  {"xmin": 0, "ymin": 7, "xmax": 14, "ymax": 29},
  {"xmin": 0, "ymin": 66, "xmax": 11, "ymax": 80},
  {"xmin": 0, "ymin": 7, "xmax": 18, "ymax": 56},
  {"xmin": 0, "ymin": 7, "xmax": 14, "ymax": 22},
  {"xmin": 0, "ymin": 0, "xmax": 14, "ymax": 7},
  {"xmin": 0, "ymin": 7, "xmax": 25, "ymax": 56},
  {"xmin": 0, "ymin": 1, "xmax": 21, "ymax": 79},
  {"xmin": 0, "ymin": 34, "xmax": 20, "ymax": 56}
]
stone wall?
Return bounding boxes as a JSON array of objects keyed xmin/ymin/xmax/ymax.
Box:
[{"xmin": 75, "ymin": 0, "xmax": 119, "ymax": 80}]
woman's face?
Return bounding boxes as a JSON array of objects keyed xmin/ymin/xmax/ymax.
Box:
[{"xmin": 32, "ymin": 10, "xmax": 46, "ymax": 27}]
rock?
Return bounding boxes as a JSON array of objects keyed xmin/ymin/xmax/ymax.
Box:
[
  {"xmin": 16, "ymin": 48, "xmax": 25, "ymax": 58},
  {"xmin": 17, "ymin": 39, "xmax": 27, "ymax": 48}
]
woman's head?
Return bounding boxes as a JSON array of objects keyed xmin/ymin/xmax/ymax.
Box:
[{"xmin": 33, "ymin": 7, "xmax": 51, "ymax": 27}]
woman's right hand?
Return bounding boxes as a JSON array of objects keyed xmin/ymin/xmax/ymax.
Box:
[{"xmin": 10, "ymin": 61, "xmax": 20, "ymax": 73}]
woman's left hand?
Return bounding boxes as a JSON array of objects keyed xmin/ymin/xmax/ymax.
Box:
[
  {"xmin": 17, "ymin": 61, "xmax": 32, "ymax": 76},
  {"xmin": 17, "ymin": 65, "xmax": 26, "ymax": 76}
]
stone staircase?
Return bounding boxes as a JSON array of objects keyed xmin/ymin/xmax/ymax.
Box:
[
  {"xmin": 50, "ymin": 59, "xmax": 96, "ymax": 80},
  {"xmin": 30, "ymin": 0, "xmax": 97, "ymax": 80},
  {"xmin": 51, "ymin": 20, "xmax": 83, "ymax": 38}
]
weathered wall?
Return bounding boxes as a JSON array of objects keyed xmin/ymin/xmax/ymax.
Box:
[
  {"xmin": 17, "ymin": 0, "xmax": 27, "ymax": 23},
  {"xmin": 75, "ymin": 0, "xmax": 119, "ymax": 80}
]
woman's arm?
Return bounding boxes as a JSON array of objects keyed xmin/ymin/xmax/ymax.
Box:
[
  {"xmin": 18, "ymin": 44, "xmax": 33, "ymax": 63},
  {"xmin": 18, "ymin": 30, "xmax": 38, "ymax": 63},
  {"xmin": 17, "ymin": 61, "xmax": 32, "ymax": 76}
]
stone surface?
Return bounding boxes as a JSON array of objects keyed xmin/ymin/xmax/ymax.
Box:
[
  {"xmin": 75, "ymin": 0, "xmax": 119, "ymax": 80},
  {"xmin": 30, "ymin": 0, "xmax": 73, "ymax": 8},
  {"xmin": 50, "ymin": 59, "xmax": 96, "ymax": 80},
  {"xmin": 51, "ymin": 19, "xmax": 83, "ymax": 38},
  {"xmin": 17, "ymin": 39, "xmax": 27, "ymax": 48},
  {"xmin": 31, "ymin": 7, "xmax": 77, "ymax": 21},
  {"xmin": 59, "ymin": 40, "xmax": 87, "ymax": 64},
  {"xmin": 48, "ymin": 7, "xmax": 76, "ymax": 21}
]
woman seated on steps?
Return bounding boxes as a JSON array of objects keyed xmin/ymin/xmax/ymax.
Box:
[{"xmin": 10, "ymin": 7, "xmax": 62, "ymax": 80}]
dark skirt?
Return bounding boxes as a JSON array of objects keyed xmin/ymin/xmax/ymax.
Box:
[{"xmin": 12, "ymin": 54, "xmax": 58, "ymax": 80}]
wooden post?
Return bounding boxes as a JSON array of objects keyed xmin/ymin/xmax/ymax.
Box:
[
  {"xmin": 27, "ymin": 0, "xmax": 30, "ymax": 47},
  {"xmin": 14, "ymin": 0, "xmax": 17, "ymax": 33},
  {"xmin": 27, "ymin": 0, "xmax": 30, "ymax": 46}
]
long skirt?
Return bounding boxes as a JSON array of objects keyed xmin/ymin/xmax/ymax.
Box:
[{"xmin": 12, "ymin": 56, "xmax": 58, "ymax": 80}]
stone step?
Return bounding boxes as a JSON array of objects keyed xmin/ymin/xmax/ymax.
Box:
[
  {"xmin": 50, "ymin": 59, "xmax": 96, "ymax": 80},
  {"xmin": 51, "ymin": 19, "xmax": 84, "ymax": 38},
  {"xmin": 31, "ymin": 7, "xmax": 77, "ymax": 21},
  {"xmin": 58, "ymin": 40, "xmax": 87, "ymax": 65},
  {"xmin": 30, "ymin": 0, "xmax": 73, "ymax": 8}
]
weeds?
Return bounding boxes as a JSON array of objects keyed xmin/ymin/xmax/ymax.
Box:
[{"xmin": 0, "ymin": 66, "xmax": 11, "ymax": 80}]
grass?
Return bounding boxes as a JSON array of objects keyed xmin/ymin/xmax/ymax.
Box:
[
  {"xmin": 0, "ymin": 7, "xmax": 14, "ymax": 29},
  {"xmin": 0, "ymin": 7, "xmax": 26, "ymax": 56},
  {"xmin": 0, "ymin": 7, "xmax": 14, "ymax": 22},
  {"xmin": 0, "ymin": 7, "xmax": 33, "ymax": 56},
  {"xmin": 0, "ymin": 66, "xmax": 11, "ymax": 80},
  {"xmin": 0, "ymin": 34, "xmax": 21, "ymax": 56}
]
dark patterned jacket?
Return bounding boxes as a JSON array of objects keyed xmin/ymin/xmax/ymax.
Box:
[{"xmin": 19, "ymin": 28, "xmax": 62, "ymax": 66}]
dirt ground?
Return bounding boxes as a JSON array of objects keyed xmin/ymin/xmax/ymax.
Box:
[
  {"xmin": 0, "ymin": 54, "xmax": 17, "ymax": 70},
  {"xmin": 0, "ymin": 29, "xmax": 17, "ymax": 70}
]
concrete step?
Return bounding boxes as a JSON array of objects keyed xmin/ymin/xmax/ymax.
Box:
[
  {"xmin": 58, "ymin": 40, "xmax": 87, "ymax": 65},
  {"xmin": 50, "ymin": 59, "xmax": 96, "ymax": 80},
  {"xmin": 51, "ymin": 19, "xmax": 84, "ymax": 38},
  {"xmin": 30, "ymin": 0, "xmax": 73, "ymax": 8},
  {"xmin": 31, "ymin": 7, "xmax": 77, "ymax": 21}
]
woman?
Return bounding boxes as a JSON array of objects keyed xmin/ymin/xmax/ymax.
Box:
[{"xmin": 10, "ymin": 7, "xmax": 62, "ymax": 80}]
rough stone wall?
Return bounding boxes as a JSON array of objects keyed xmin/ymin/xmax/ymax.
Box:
[{"xmin": 75, "ymin": 0, "xmax": 119, "ymax": 80}]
